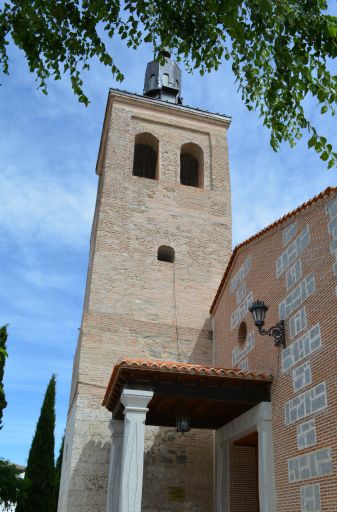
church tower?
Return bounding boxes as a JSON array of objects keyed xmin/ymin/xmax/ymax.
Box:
[{"xmin": 58, "ymin": 52, "xmax": 232, "ymax": 512}]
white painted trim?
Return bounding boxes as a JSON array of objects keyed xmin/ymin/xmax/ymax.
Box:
[{"xmin": 216, "ymin": 402, "xmax": 276, "ymax": 512}]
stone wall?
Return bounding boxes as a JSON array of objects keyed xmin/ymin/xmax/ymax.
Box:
[
  {"xmin": 58, "ymin": 91, "xmax": 232, "ymax": 511},
  {"xmin": 212, "ymin": 191, "xmax": 337, "ymax": 511}
]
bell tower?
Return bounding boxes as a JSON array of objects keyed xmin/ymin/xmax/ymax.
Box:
[{"xmin": 58, "ymin": 56, "xmax": 232, "ymax": 512}]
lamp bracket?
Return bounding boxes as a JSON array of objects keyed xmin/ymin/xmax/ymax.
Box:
[{"xmin": 258, "ymin": 320, "xmax": 286, "ymax": 348}]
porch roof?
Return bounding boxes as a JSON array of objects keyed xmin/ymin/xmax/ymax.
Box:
[{"xmin": 102, "ymin": 359, "xmax": 273, "ymax": 430}]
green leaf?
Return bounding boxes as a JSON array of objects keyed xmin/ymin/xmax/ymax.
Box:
[{"xmin": 308, "ymin": 135, "xmax": 317, "ymax": 148}]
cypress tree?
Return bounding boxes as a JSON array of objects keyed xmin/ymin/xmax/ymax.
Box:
[
  {"xmin": 54, "ymin": 435, "xmax": 64, "ymax": 511},
  {"xmin": 17, "ymin": 375, "xmax": 56, "ymax": 512},
  {"xmin": 0, "ymin": 325, "xmax": 8, "ymax": 429}
]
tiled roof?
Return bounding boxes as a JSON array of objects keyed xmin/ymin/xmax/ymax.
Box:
[
  {"xmin": 210, "ymin": 186, "xmax": 337, "ymax": 314},
  {"xmin": 102, "ymin": 358, "xmax": 273, "ymax": 407}
]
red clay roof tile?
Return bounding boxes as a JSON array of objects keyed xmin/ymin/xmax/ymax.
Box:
[{"xmin": 102, "ymin": 358, "xmax": 273, "ymax": 407}]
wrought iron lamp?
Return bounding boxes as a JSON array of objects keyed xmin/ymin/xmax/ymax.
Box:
[
  {"xmin": 176, "ymin": 416, "xmax": 190, "ymax": 434},
  {"xmin": 249, "ymin": 300, "xmax": 286, "ymax": 348}
]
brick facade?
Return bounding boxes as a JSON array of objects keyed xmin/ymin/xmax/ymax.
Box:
[
  {"xmin": 212, "ymin": 190, "xmax": 337, "ymax": 511},
  {"xmin": 58, "ymin": 90, "xmax": 232, "ymax": 512}
]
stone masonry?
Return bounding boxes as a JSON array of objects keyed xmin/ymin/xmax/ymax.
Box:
[{"xmin": 57, "ymin": 89, "xmax": 232, "ymax": 512}]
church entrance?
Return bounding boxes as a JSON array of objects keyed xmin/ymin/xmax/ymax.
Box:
[{"xmin": 103, "ymin": 359, "xmax": 275, "ymax": 512}]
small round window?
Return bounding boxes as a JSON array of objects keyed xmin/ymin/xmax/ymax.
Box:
[{"xmin": 238, "ymin": 321, "xmax": 247, "ymax": 345}]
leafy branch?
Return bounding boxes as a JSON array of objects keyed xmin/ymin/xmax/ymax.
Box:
[{"xmin": 1, "ymin": 0, "xmax": 337, "ymax": 166}]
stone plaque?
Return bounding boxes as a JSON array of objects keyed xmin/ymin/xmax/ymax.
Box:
[{"xmin": 168, "ymin": 486, "xmax": 185, "ymax": 502}]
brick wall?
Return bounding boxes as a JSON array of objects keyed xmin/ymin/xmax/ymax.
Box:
[
  {"xmin": 229, "ymin": 445, "xmax": 258, "ymax": 512},
  {"xmin": 58, "ymin": 91, "xmax": 232, "ymax": 512},
  {"xmin": 212, "ymin": 192, "xmax": 337, "ymax": 511}
]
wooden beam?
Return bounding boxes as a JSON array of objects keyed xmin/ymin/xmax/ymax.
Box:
[{"xmin": 153, "ymin": 381, "xmax": 270, "ymax": 404}]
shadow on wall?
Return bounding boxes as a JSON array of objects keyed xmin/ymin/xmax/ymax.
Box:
[
  {"xmin": 142, "ymin": 426, "xmax": 213, "ymax": 512},
  {"xmin": 65, "ymin": 319, "xmax": 214, "ymax": 512},
  {"xmin": 67, "ymin": 427, "xmax": 214, "ymax": 512},
  {"xmin": 141, "ymin": 318, "xmax": 215, "ymax": 512},
  {"xmin": 168, "ymin": 318, "xmax": 213, "ymax": 366},
  {"xmin": 189, "ymin": 317, "xmax": 213, "ymax": 366},
  {"xmin": 69, "ymin": 439, "xmax": 110, "ymax": 512}
]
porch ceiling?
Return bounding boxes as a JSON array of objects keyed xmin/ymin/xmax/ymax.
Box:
[{"xmin": 102, "ymin": 359, "xmax": 273, "ymax": 430}]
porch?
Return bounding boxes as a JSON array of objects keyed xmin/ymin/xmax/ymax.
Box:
[{"xmin": 102, "ymin": 359, "xmax": 275, "ymax": 512}]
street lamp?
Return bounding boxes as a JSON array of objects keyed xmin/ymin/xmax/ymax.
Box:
[{"xmin": 249, "ymin": 300, "xmax": 286, "ymax": 348}]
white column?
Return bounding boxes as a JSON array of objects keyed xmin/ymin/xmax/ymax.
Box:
[
  {"xmin": 107, "ymin": 419, "xmax": 124, "ymax": 512},
  {"xmin": 257, "ymin": 414, "xmax": 276, "ymax": 512},
  {"xmin": 119, "ymin": 388, "xmax": 153, "ymax": 512},
  {"xmin": 215, "ymin": 430, "xmax": 230, "ymax": 512}
]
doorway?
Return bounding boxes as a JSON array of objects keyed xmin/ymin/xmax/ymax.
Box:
[{"xmin": 230, "ymin": 432, "xmax": 259, "ymax": 512}]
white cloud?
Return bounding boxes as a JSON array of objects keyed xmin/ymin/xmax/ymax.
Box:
[
  {"xmin": 0, "ymin": 164, "xmax": 96, "ymax": 249},
  {"xmin": 21, "ymin": 268, "xmax": 74, "ymax": 291}
]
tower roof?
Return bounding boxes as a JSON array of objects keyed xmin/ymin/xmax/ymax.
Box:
[{"xmin": 143, "ymin": 51, "xmax": 182, "ymax": 104}]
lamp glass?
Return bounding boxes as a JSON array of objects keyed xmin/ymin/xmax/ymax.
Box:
[
  {"xmin": 176, "ymin": 416, "xmax": 190, "ymax": 434},
  {"xmin": 250, "ymin": 301, "xmax": 268, "ymax": 327}
]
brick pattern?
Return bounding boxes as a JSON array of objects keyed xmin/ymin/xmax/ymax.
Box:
[
  {"xmin": 238, "ymin": 357, "xmax": 249, "ymax": 370},
  {"xmin": 286, "ymin": 258, "xmax": 302, "ymax": 290},
  {"xmin": 279, "ymin": 272, "xmax": 315, "ymax": 319},
  {"xmin": 284, "ymin": 382, "xmax": 327, "ymax": 425},
  {"xmin": 300, "ymin": 483, "xmax": 321, "ymax": 512},
  {"xmin": 292, "ymin": 361, "xmax": 312, "ymax": 393},
  {"xmin": 235, "ymin": 281, "xmax": 246, "ymax": 305},
  {"xmin": 276, "ymin": 224, "xmax": 310, "ymax": 278},
  {"xmin": 229, "ymin": 445, "xmax": 258, "ymax": 512},
  {"xmin": 283, "ymin": 221, "xmax": 298, "ymax": 247},
  {"xmin": 282, "ymin": 324, "xmax": 321, "ymax": 372},
  {"xmin": 230, "ymin": 255, "xmax": 251, "ymax": 293},
  {"xmin": 326, "ymin": 197, "xmax": 337, "ymax": 274},
  {"xmin": 288, "ymin": 306, "xmax": 307, "ymax": 340},
  {"xmin": 288, "ymin": 448, "xmax": 333, "ymax": 483},
  {"xmin": 296, "ymin": 419, "xmax": 317, "ymax": 450},
  {"xmin": 213, "ymin": 193, "xmax": 337, "ymax": 512},
  {"xmin": 232, "ymin": 332, "xmax": 255, "ymax": 366},
  {"xmin": 231, "ymin": 290, "xmax": 253, "ymax": 329},
  {"xmin": 60, "ymin": 91, "xmax": 232, "ymax": 512}
]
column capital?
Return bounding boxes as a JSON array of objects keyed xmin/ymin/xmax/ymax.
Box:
[{"xmin": 120, "ymin": 388, "xmax": 154, "ymax": 413}]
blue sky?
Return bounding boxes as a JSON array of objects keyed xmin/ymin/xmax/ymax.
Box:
[{"xmin": 1, "ymin": 19, "xmax": 337, "ymax": 466}]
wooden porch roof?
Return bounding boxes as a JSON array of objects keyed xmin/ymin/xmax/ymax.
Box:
[{"xmin": 103, "ymin": 359, "xmax": 273, "ymax": 430}]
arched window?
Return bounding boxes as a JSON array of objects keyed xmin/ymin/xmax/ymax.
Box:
[
  {"xmin": 158, "ymin": 245, "xmax": 175, "ymax": 263},
  {"xmin": 180, "ymin": 154, "xmax": 199, "ymax": 187},
  {"xmin": 180, "ymin": 143, "xmax": 204, "ymax": 188},
  {"xmin": 132, "ymin": 133, "xmax": 158, "ymax": 180}
]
